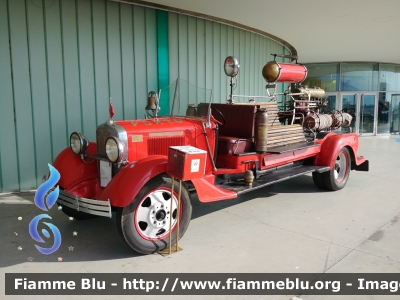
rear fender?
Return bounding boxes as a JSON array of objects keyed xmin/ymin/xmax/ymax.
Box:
[
  {"xmin": 97, "ymin": 155, "xmax": 168, "ymax": 207},
  {"xmin": 314, "ymin": 133, "xmax": 362, "ymax": 169},
  {"xmin": 53, "ymin": 142, "xmax": 98, "ymax": 191}
]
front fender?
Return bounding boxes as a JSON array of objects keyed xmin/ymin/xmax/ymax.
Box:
[
  {"xmin": 97, "ymin": 155, "xmax": 168, "ymax": 207},
  {"xmin": 314, "ymin": 132, "xmax": 361, "ymax": 169},
  {"xmin": 53, "ymin": 142, "xmax": 98, "ymax": 190}
]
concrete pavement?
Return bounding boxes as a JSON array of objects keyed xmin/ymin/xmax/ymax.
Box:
[{"xmin": 1, "ymin": 136, "xmax": 400, "ymax": 300}]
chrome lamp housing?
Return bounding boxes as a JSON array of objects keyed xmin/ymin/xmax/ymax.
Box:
[
  {"xmin": 70, "ymin": 132, "xmax": 89, "ymax": 155},
  {"xmin": 224, "ymin": 56, "xmax": 240, "ymax": 77},
  {"xmin": 224, "ymin": 56, "xmax": 240, "ymax": 103}
]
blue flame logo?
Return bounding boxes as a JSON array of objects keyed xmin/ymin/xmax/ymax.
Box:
[
  {"xmin": 34, "ymin": 164, "xmax": 60, "ymax": 211},
  {"xmin": 29, "ymin": 214, "xmax": 61, "ymax": 254},
  {"xmin": 29, "ymin": 164, "xmax": 62, "ymax": 255}
]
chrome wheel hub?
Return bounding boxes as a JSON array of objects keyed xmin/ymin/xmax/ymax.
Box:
[
  {"xmin": 135, "ymin": 189, "xmax": 178, "ymax": 239},
  {"xmin": 334, "ymin": 152, "xmax": 347, "ymax": 181}
]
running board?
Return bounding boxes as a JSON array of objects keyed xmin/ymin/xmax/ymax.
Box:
[
  {"xmin": 266, "ymin": 141, "xmax": 320, "ymax": 154},
  {"xmin": 217, "ymin": 165, "xmax": 329, "ymax": 195}
]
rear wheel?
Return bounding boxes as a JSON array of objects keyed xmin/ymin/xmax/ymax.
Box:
[
  {"xmin": 312, "ymin": 172, "xmax": 325, "ymax": 189},
  {"xmin": 117, "ymin": 175, "xmax": 192, "ymax": 254},
  {"xmin": 323, "ymin": 147, "xmax": 351, "ymax": 191}
]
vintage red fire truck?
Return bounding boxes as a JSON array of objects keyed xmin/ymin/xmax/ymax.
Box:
[{"xmin": 53, "ymin": 55, "xmax": 368, "ymax": 254}]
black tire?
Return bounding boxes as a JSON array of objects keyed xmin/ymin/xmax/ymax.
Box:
[
  {"xmin": 322, "ymin": 147, "xmax": 351, "ymax": 191},
  {"xmin": 117, "ymin": 175, "xmax": 192, "ymax": 254},
  {"xmin": 58, "ymin": 204, "xmax": 98, "ymax": 220},
  {"xmin": 312, "ymin": 172, "xmax": 326, "ymax": 189}
]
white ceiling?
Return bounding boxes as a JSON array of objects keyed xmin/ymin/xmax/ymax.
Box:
[{"xmin": 144, "ymin": 0, "xmax": 400, "ymax": 64}]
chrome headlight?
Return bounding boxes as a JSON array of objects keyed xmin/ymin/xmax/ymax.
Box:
[
  {"xmin": 105, "ymin": 137, "xmax": 126, "ymax": 163},
  {"xmin": 70, "ymin": 132, "xmax": 89, "ymax": 155}
]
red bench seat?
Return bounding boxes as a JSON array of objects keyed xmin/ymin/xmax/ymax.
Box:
[{"xmin": 211, "ymin": 103, "xmax": 257, "ymax": 155}]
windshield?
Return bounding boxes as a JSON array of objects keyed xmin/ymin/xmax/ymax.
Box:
[{"xmin": 157, "ymin": 79, "xmax": 213, "ymax": 120}]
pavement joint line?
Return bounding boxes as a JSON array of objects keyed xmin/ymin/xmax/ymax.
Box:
[
  {"xmin": 304, "ymin": 214, "xmax": 399, "ymax": 296},
  {"xmin": 362, "ymin": 173, "xmax": 400, "ymax": 183},
  {"xmin": 266, "ymin": 197, "xmax": 400, "ymax": 300},
  {"xmin": 292, "ymin": 211, "xmax": 400, "ymax": 299},
  {"xmin": 222, "ymin": 210, "xmax": 400, "ymax": 265},
  {"xmin": 356, "ymin": 211, "xmax": 400, "ymax": 250},
  {"xmin": 0, "ymin": 190, "xmax": 36, "ymax": 196}
]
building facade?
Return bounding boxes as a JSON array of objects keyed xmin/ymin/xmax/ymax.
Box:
[
  {"xmin": 0, "ymin": 0, "xmax": 292, "ymax": 192},
  {"xmin": 303, "ymin": 62, "xmax": 400, "ymax": 135},
  {"xmin": 2, "ymin": 0, "xmax": 395, "ymax": 192}
]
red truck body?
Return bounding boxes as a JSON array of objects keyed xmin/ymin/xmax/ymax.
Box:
[{"xmin": 52, "ymin": 58, "xmax": 368, "ymax": 254}]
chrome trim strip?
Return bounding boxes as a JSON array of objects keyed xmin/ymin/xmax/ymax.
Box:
[
  {"xmin": 149, "ymin": 131, "xmax": 184, "ymax": 137},
  {"xmin": 56, "ymin": 189, "xmax": 112, "ymax": 218}
]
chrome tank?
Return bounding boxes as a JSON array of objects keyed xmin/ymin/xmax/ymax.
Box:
[
  {"xmin": 262, "ymin": 61, "xmax": 307, "ymax": 83},
  {"xmin": 254, "ymin": 108, "xmax": 268, "ymax": 152},
  {"xmin": 292, "ymin": 87, "xmax": 325, "ymax": 99}
]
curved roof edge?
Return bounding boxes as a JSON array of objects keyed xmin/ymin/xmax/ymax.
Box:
[{"xmin": 112, "ymin": 0, "xmax": 297, "ymax": 58}]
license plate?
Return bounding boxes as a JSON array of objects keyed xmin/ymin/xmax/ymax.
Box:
[{"xmin": 100, "ymin": 160, "xmax": 112, "ymax": 187}]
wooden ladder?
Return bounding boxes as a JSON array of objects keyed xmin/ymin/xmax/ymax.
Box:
[{"xmin": 235, "ymin": 101, "xmax": 305, "ymax": 148}]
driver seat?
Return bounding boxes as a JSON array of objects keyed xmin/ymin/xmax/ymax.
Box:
[{"xmin": 210, "ymin": 103, "xmax": 256, "ymax": 155}]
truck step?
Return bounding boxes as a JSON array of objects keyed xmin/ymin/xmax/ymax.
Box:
[{"xmin": 217, "ymin": 165, "xmax": 329, "ymax": 195}]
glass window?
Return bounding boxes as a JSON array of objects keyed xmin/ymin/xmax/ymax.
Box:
[
  {"xmin": 360, "ymin": 94, "xmax": 375, "ymax": 134},
  {"xmin": 341, "ymin": 63, "xmax": 378, "ymax": 91},
  {"xmin": 341, "ymin": 94, "xmax": 357, "ymax": 133},
  {"xmin": 379, "ymin": 64, "xmax": 400, "ymax": 91},
  {"xmin": 320, "ymin": 95, "xmax": 336, "ymax": 113},
  {"xmin": 378, "ymin": 92, "xmax": 390, "ymax": 134},
  {"xmin": 379, "ymin": 92, "xmax": 400, "ymax": 134},
  {"xmin": 303, "ymin": 63, "xmax": 339, "ymax": 92},
  {"xmin": 391, "ymin": 94, "xmax": 400, "ymax": 133}
]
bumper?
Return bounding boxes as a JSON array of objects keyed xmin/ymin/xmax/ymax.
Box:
[{"xmin": 56, "ymin": 189, "xmax": 112, "ymax": 218}]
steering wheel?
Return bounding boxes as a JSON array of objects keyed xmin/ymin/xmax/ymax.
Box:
[{"xmin": 210, "ymin": 106, "xmax": 226, "ymax": 127}]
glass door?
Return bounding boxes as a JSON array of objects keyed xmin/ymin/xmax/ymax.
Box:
[
  {"xmin": 322, "ymin": 93, "xmax": 338, "ymax": 113},
  {"xmin": 390, "ymin": 94, "xmax": 400, "ymax": 133},
  {"xmin": 377, "ymin": 93, "xmax": 400, "ymax": 134},
  {"xmin": 340, "ymin": 93, "xmax": 377, "ymax": 135},
  {"xmin": 359, "ymin": 94, "xmax": 376, "ymax": 135},
  {"xmin": 340, "ymin": 94, "xmax": 357, "ymax": 133}
]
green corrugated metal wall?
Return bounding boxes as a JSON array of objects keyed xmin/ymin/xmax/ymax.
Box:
[
  {"xmin": 0, "ymin": 0, "xmax": 158, "ymax": 192},
  {"xmin": 167, "ymin": 13, "xmax": 289, "ymax": 103},
  {"xmin": 0, "ymin": 0, "xmax": 291, "ymax": 192}
]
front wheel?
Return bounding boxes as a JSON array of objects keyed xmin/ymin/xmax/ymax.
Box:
[
  {"xmin": 322, "ymin": 147, "xmax": 351, "ymax": 191},
  {"xmin": 117, "ymin": 175, "xmax": 192, "ymax": 254}
]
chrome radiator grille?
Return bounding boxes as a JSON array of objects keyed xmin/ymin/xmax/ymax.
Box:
[{"xmin": 96, "ymin": 122, "xmax": 128, "ymax": 175}]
